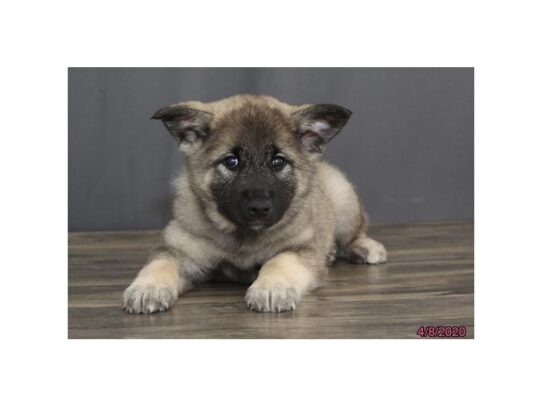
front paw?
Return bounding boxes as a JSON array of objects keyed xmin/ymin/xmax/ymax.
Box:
[
  {"xmin": 245, "ymin": 282, "xmax": 300, "ymax": 313},
  {"xmin": 122, "ymin": 282, "xmax": 178, "ymax": 314}
]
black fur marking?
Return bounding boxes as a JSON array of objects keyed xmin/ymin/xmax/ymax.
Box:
[{"xmin": 210, "ymin": 144, "xmax": 296, "ymax": 232}]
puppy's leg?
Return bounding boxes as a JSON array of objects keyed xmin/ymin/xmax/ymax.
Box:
[
  {"xmin": 123, "ymin": 252, "xmax": 207, "ymax": 314},
  {"xmin": 340, "ymin": 205, "xmax": 387, "ymax": 264},
  {"xmin": 346, "ymin": 233, "xmax": 387, "ymax": 264},
  {"xmin": 245, "ymin": 252, "xmax": 318, "ymax": 313},
  {"xmin": 319, "ymin": 163, "xmax": 387, "ymax": 264}
]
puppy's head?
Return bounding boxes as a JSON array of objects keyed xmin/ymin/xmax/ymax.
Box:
[{"xmin": 152, "ymin": 95, "xmax": 351, "ymax": 233}]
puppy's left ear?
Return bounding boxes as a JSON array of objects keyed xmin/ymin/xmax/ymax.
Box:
[
  {"xmin": 151, "ymin": 104, "xmax": 213, "ymax": 153},
  {"xmin": 292, "ymin": 104, "xmax": 352, "ymax": 153}
]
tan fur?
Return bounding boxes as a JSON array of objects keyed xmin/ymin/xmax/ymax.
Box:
[
  {"xmin": 178, "ymin": 95, "xmax": 300, "ymax": 123},
  {"xmin": 122, "ymin": 257, "xmax": 186, "ymax": 314},
  {"xmin": 123, "ymin": 95, "xmax": 387, "ymax": 314},
  {"xmin": 318, "ymin": 162, "xmax": 366, "ymax": 246},
  {"xmin": 245, "ymin": 252, "xmax": 317, "ymax": 312}
]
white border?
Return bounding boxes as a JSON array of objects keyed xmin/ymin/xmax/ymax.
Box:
[{"xmin": 2, "ymin": 1, "xmax": 542, "ymax": 406}]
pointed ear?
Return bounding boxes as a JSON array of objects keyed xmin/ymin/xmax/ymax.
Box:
[
  {"xmin": 151, "ymin": 104, "xmax": 213, "ymax": 152},
  {"xmin": 292, "ymin": 104, "xmax": 352, "ymax": 153}
]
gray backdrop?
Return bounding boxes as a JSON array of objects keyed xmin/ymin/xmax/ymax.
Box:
[{"xmin": 68, "ymin": 68, "xmax": 473, "ymax": 232}]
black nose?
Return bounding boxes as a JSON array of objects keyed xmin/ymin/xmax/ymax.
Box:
[
  {"xmin": 243, "ymin": 189, "xmax": 273, "ymax": 219},
  {"xmin": 247, "ymin": 199, "xmax": 271, "ymax": 218}
]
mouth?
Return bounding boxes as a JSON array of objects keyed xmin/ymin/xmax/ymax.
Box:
[{"xmin": 246, "ymin": 221, "xmax": 270, "ymax": 232}]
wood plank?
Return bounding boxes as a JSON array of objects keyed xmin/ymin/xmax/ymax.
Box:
[{"xmin": 68, "ymin": 222, "xmax": 474, "ymax": 339}]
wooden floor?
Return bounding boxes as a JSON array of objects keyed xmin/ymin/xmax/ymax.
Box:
[{"xmin": 68, "ymin": 222, "xmax": 474, "ymax": 339}]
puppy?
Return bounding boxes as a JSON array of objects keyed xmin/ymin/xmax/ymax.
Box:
[{"xmin": 123, "ymin": 95, "xmax": 386, "ymax": 313}]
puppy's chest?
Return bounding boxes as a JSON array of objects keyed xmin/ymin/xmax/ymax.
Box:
[
  {"xmin": 217, "ymin": 260, "xmax": 260, "ymax": 284},
  {"xmin": 221, "ymin": 244, "xmax": 276, "ymax": 270},
  {"xmin": 216, "ymin": 225, "xmax": 315, "ymax": 270}
]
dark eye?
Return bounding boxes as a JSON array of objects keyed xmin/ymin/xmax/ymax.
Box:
[
  {"xmin": 224, "ymin": 155, "xmax": 239, "ymax": 169},
  {"xmin": 271, "ymin": 155, "xmax": 286, "ymax": 170}
]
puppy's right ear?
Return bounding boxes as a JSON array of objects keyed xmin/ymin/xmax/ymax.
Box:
[{"xmin": 151, "ymin": 104, "xmax": 213, "ymax": 152}]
